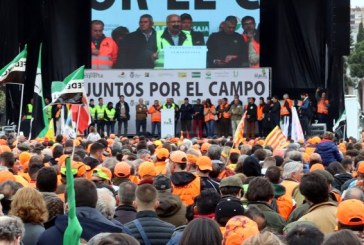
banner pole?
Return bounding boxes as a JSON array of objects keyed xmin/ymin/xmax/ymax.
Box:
[{"xmin": 18, "ymin": 84, "xmax": 24, "ymax": 137}]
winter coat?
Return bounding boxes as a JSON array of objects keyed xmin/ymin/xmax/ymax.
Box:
[
  {"xmin": 37, "ymin": 207, "xmax": 127, "ymax": 244},
  {"xmin": 114, "ymin": 204, "xmax": 137, "ymax": 224},
  {"xmin": 298, "ymin": 201, "xmax": 337, "ymax": 234},
  {"xmin": 315, "ymin": 140, "xmax": 343, "ymax": 166},
  {"xmin": 124, "ymin": 210, "xmax": 175, "ymax": 245}
]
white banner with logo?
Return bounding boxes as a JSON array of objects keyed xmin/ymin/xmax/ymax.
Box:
[
  {"xmin": 85, "ymin": 68, "xmax": 271, "ymax": 135},
  {"xmin": 161, "ymin": 109, "xmax": 175, "ymax": 138}
]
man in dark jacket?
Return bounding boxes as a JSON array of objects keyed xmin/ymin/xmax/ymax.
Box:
[
  {"xmin": 114, "ymin": 182, "xmax": 137, "ymax": 224},
  {"xmin": 116, "ymin": 14, "xmax": 157, "ymax": 68},
  {"xmin": 207, "ymin": 16, "xmax": 248, "ymax": 68},
  {"xmin": 38, "ymin": 178, "xmax": 128, "ymax": 244},
  {"xmin": 192, "ymin": 99, "xmax": 204, "ymax": 138},
  {"xmin": 179, "ymin": 98, "xmax": 194, "ymax": 138},
  {"xmin": 115, "ymin": 95, "xmax": 130, "ymax": 136},
  {"xmin": 270, "ymin": 96, "xmax": 281, "ymax": 129},
  {"xmin": 125, "ymin": 184, "xmax": 175, "ymax": 245},
  {"xmin": 315, "ymin": 132, "xmax": 342, "ymax": 166},
  {"xmin": 246, "ymin": 97, "xmax": 257, "ymax": 139}
]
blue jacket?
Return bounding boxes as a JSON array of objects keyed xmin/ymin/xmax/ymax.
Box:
[
  {"xmin": 315, "ymin": 140, "xmax": 342, "ymax": 166},
  {"xmin": 37, "ymin": 207, "xmax": 128, "ymax": 244}
]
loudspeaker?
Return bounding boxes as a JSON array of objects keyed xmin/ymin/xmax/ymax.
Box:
[{"xmin": 328, "ymin": 0, "xmax": 350, "ymax": 56}]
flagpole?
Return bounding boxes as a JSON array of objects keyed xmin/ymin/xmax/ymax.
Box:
[{"xmin": 17, "ymin": 84, "xmax": 24, "ymax": 137}]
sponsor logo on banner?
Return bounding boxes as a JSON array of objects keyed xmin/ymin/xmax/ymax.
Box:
[
  {"xmin": 192, "ymin": 22, "xmax": 210, "ymax": 36},
  {"xmin": 255, "ymin": 68, "xmax": 268, "ymax": 79},
  {"xmin": 84, "ymin": 72, "xmax": 103, "ymax": 79},
  {"xmin": 205, "ymin": 71, "xmax": 212, "ymax": 79},
  {"xmin": 192, "ymin": 72, "xmax": 201, "ymax": 78},
  {"xmin": 178, "ymin": 72, "xmax": 187, "ymax": 78},
  {"xmin": 212, "ymin": 71, "xmax": 230, "ymax": 78},
  {"xmin": 118, "ymin": 72, "xmax": 126, "ymax": 78}
]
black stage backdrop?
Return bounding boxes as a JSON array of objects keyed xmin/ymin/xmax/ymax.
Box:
[
  {"xmin": 0, "ymin": 0, "xmax": 90, "ymax": 125},
  {"xmin": 0, "ymin": 0, "xmax": 348, "ymax": 129}
]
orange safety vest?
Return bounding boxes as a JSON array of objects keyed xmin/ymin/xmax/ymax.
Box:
[
  {"xmin": 91, "ymin": 37, "xmax": 118, "ymax": 69},
  {"xmin": 317, "ymin": 99, "xmax": 329, "ymax": 114},
  {"xmin": 148, "ymin": 105, "xmax": 161, "ymax": 122},
  {"xmin": 257, "ymin": 104, "xmax": 264, "ymax": 120},
  {"xmin": 276, "ymin": 193, "xmax": 294, "ymax": 221},
  {"xmin": 172, "ymin": 175, "xmax": 201, "ymax": 205},
  {"xmin": 219, "ymin": 104, "xmax": 231, "ymax": 119},
  {"xmin": 250, "ymin": 40, "xmax": 260, "ymax": 68},
  {"xmin": 204, "ymin": 105, "xmax": 215, "ymax": 122},
  {"xmin": 281, "ymin": 99, "xmax": 293, "ymax": 116}
]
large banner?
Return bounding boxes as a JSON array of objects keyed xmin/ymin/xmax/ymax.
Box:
[
  {"xmin": 92, "ymin": 0, "xmax": 260, "ymax": 36},
  {"xmin": 85, "ymin": 68, "xmax": 271, "ymax": 135}
]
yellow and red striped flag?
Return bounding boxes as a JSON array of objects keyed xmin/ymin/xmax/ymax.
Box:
[
  {"xmin": 233, "ymin": 112, "xmax": 247, "ymax": 147},
  {"xmin": 264, "ymin": 126, "xmax": 287, "ymax": 150}
]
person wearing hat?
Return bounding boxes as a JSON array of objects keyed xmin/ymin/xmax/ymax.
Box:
[
  {"xmin": 154, "ymin": 174, "xmax": 187, "ymax": 227},
  {"xmin": 170, "ymin": 151, "xmax": 201, "ymax": 205},
  {"xmin": 154, "ymin": 148, "xmax": 169, "ymax": 175},
  {"xmin": 196, "ymin": 156, "xmax": 219, "ymax": 193},
  {"xmin": 138, "ymin": 161, "xmax": 156, "ymax": 185},
  {"xmin": 215, "ymin": 197, "xmax": 244, "ymax": 234},
  {"xmin": 113, "ymin": 161, "xmax": 137, "ymax": 186},
  {"xmin": 179, "ymin": 98, "xmax": 194, "ymax": 139},
  {"xmin": 222, "ymin": 215, "xmax": 259, "ymax": 245},
  {"xmin": 91, "ymin": 166, "xmax": 112, "ymax": 186},
  {"xmin": 219, "ymin": 176, "xmax": 243, "ymax": 199},
  {"xmin": 337, "ymin": 199, "xmax": 364, "ymax": 240}
]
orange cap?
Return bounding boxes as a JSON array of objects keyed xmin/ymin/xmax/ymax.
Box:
[
  {"xmin": 223, "ymin": 216, "xmax": 259, "ymax": 245},
  {"xmin": 0, "ymin": 171, "xmax": 16, "ymax": 183},
  {"xmin": 196, "ymin": 156, "xmax": 212, "ymax": 171},
  {"xmin": 60, "ymin": 161, "xmax": 91, "ymax": 177},
  {"xmin": 114, "ymin": 162, "xmax": 131, "ymax": 178},
  {"xmin": 0, "ymin": 139, "xmax": 7, "ymax": 145},
  {"xmin": 169, "ymin": 150, "xmax": 187, "ymax": 164},
  {"xmin": 302, "ymin": 153, "xmax": 310, "ymax": 163},
  {"xmin": 201, "ymin": 143, "xmax": 211, "ymax": 152},
  {"xmin": 138, "ymin": 162, "xmax": 156, "ymax": 178},
  {"xmin": 358, "ymin": 162, "xmax": 364, "ymax": 174},
  {"xmin": 0, "ymin": 145, "xmax": 11, "ymax": 153},
  {"xmin": 156, "ymin": 148, "xmax": 169, "ymax": 160},
  {"xmin": 19, "ymin": 152, "xmax": 31, "ymax": 169},
  {"xmin": 309, "ymin": 163, "xmax": 325, "ymax": 172},
  {"xmin": 337, "ymin": 199, "xmax": 364, "ymax": 226},
  {"xmin": 187, "ymin": 154, "xmax": 198, "ymax": 164},
  {"xmin": 307, "ymin": 136, "xmax": 321, "ymax": 145}
]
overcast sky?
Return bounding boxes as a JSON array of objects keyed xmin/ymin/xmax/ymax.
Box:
[{"xmin": 351, "ymin": 0, "xmax": 364, "ymax": 7}]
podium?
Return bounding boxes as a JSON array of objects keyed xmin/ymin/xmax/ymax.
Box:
[
  {"xmin": 164, "ymin": 46, "xmax": 207, "ymax": 69},
  {"xmin": 161, "ymin": 109, "xmax": 175, "ymax": 138}
]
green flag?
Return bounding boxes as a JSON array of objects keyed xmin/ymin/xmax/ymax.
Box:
[
  {"xmin": 50, "ymin": 66, "xmax": 84, "ymax": 105},
  {"xmin": 31, "ymin": 44, "xmax": 49, "ymax": 138},
  {"xmin": 63, "ymin": 157, "xmax": 83, "ymax": 244},
  {"xmin": 0, "ymin": 45, "xmax": 27, "ymax": 84}
]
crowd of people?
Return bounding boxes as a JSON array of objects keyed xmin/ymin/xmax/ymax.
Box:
[
  {"xmin": 0, "ymin": 125, "xmax": 362, "ymax": 244},
  {"xmin": 91, "ymin": 13, "xmax": 260, "ymax": 69},
  {"xmin": 84, "ymin": 87, "xmax": 329, "ymax": 140}
]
